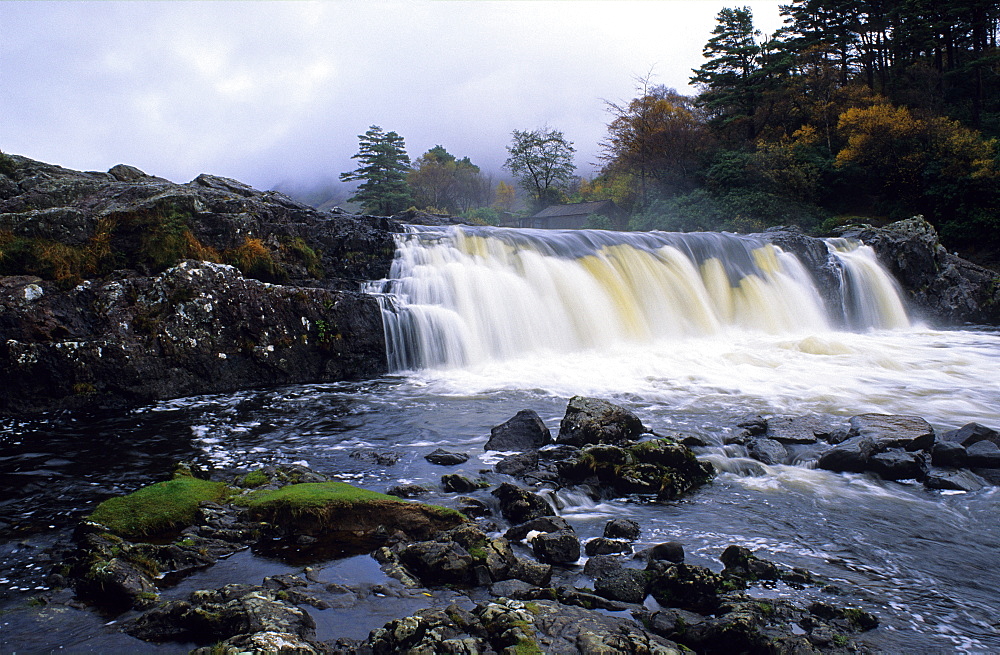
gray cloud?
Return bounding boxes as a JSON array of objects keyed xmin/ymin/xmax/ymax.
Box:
[{"xmin": 0, "ymin": 1, "xmax": 782, "ymax": 190}]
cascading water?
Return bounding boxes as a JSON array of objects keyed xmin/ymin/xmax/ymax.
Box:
[
  {"xmin": 826, "ymin": 237, "xmax": 910, "ymax": 329},
  {"xmin": 366, "ymin": 225, "xmax": 911, "ymax": 371}
]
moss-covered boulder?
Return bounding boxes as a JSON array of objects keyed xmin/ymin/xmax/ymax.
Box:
[
  {"xmin": 559, "ymin": 438, "xmax": 714, "ymax": 500},
  {"xmin": 234, "ymin": 480, "xmax": 466, "ymax": 554}
]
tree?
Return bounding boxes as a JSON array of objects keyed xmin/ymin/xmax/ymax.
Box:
[
  {"xmin": 601, "ymin": 84, "xmax": 713, "ymax": 204},
  {"xmin": 408, "ymin": 146, "xmax": 490, "ymax": 214},
  {"xmin": 340, "ymin": 125, "xmax": 412, "ymax": 215},
  {"xmin": 503, "ymin": 127, "xmax": 577, "ymax": 208}
]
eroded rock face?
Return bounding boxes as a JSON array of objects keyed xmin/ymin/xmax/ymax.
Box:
[
  {"xmin": 840, "ymin": 217, "xmax": 1000, "ymax": 325},
  {"xmin": 0, "ymin": 261, "xmax": 386, "ymax": 413},
  {"xmin": 0, "ymin": 155, "xmax": 399, "ymax": 413}
]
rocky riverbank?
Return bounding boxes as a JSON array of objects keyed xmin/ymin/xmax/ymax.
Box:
[
  {"xmin": 0, "ymin": 155, "xmax": 397, "ymax": 414},
  {"xmin": 42, "ymin": 397, "xmax": 886, "ymax": 654}
]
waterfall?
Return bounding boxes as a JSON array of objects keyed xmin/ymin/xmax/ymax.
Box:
[
  {"xmin": 366, "ymin": 226, "xmax": 910, "ymax": 371},
  {"xmin": 826, "ymin": 238, "xmax": 910, "ymax": 330}
]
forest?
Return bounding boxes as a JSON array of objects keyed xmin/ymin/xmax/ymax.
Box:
[{"xmin": 332, "ymin": 1, "xmax": 1000, "ymax": 265}]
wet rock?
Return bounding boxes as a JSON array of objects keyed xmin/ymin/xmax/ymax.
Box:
[
  {"xmin": 556, "ymin": 396, "xmax": 646, "ymax": 447},
  {"xmin": 584, "ymin": 554, "xmax": 624, "ymax": 579},
  {"xmin": 191, "ymin": 631, "xmax": 326, "ymax": 655},
  {"xmin": 941, "ymin": 422, "xmax": 1000, "ymax": 448},
  {"xmin": 585, "ymin": 537, "xmax": 633, "ymax": 556},
  {"xmin": 424, "ymin": 448, "xmax": 470, "ymax": 465},
  {"xmin": 494, "ymin": 451, "xmax": 539, "ymax": 476},
  {"xmin": 489, "ymin": 578, "xmax": 541, "ymax": 599},
  {"xmin": 736, "ymin": 414, "xmax": 768, "ymax": 436},
  {"xmin": 441, "ymin": 473, "xmax": 486, "ymax": 493},
  {"xmin": 504, "ymin": 515, "xmax": 573, "ymax": 542},
  {"xmin": 868, "ymin": 449, "xmax": 929, "ymax": 480},
  {"xmin": 456, "ymin": 496, "xmax": 491, "ymax": 517},
  {"xmin": 647, "ymin": 563, "xmax": 730, "ymax": 613},
  {"xmin": 719, "ymin": 545, "xmax": 781, "ymax": 582},
  {"xmin": 747, "ymin": 437, "xmax": 787, "ymax": 465},
  {"xmin": 765, "ymin": 416, "xmax": 826, "ymax": 444},
  {"xmin": 349, "ymin": 449, "xmax": 399, "ymax": 466},
  {"xmin": 507, "ymin": 556, "xmax": 553, "ymax": 587},
  {"xmin": 817, "ymin": 435, "xmax": 875, "ymax": 473},
  {"xmin": 396, "ymin": 540, "xmax": 481, "ymax": 586},
  {"xmin": 385, "ymin": 484, "xmax": 430, "ymax": 498},
  {"xmin": 849, "ymin": 413, "xmax": 935, "ymax": 452},
  {"xmin": 843, "ymin": 216, "xmax": 1000, "ymax": 325},
  {"xmin": 643, "ymin": 541, "xmax": 685, "ymax": 564},
  {"xmin": 485, "ymin": 409, "xmax": 552, "ymax": 452},
  {"xmin": 604, "ymin": 518, "xmax": 641, "ymax": 540},
  {"xmin": 531, "ymin": 530, "xmax": 581, "ymax": 565},
  {"xmin": 491, "ymin": 482, "xmax": 555, "ymax": 524},
  {"xmin": 931, "ymin": 440, "xmax": 967, "ymax": 467},
  {"xmin": 924, "ymin": 468, "xmax": 987, "ymax": 492},
  {"xmin": 595, "ymin": 568, "xmax": 650, "ymax": 603},
  {"xmin": 966, "ymin": 440, "xmax": 1000, "ymax": 468}
]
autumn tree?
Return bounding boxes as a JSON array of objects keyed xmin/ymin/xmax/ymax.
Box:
[
  {"xmin": 340, "ymin": 125, "xmax": 412, "ymax": 215},
  {"xmin": 493, "ymin": 180, "xmax": 516, "ymax": 211},
  {"xmin": 601, "ymin": 84, "xmax": 713, "ymax": 204},
  {"xmin": 503, "ymin": 127, "xmax": 577, "ymax": 208}
]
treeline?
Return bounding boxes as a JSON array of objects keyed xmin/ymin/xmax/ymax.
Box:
[
  {"xmin": 339, "ymin": 2, "xmax": 1000, "ymax": 261},
  {"xmin": 591, "ymin": 1, "xmax": 1000, "ymax": 260}
]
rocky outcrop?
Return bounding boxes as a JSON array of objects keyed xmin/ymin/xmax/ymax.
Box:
[
  {"xmin": 0, "ymin": 155, "xmax": 400, "ymax": 413},
  {"xmin": 840, "ymin": 216, "xmax": 1000, "ymax": 325}
]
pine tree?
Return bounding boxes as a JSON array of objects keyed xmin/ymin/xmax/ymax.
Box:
[{"xmin": 340, "ymin": 125, "xmax": 413, "ymax": 215}]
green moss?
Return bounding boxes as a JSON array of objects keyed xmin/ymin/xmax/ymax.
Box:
[
  {"xmin": 283, "ymin": 236, "xmax": 324, "ymax": 278},
  {"xmin": 236, "ymin": 480, "xmax": 400, "ymax": 510},
  {"xmin": 240, "ymin": 469, "xmax": 269, "ymax": 488},
  {"xmin": 88, "ymin": 475, "xmax": 230, "ymax": 539},
  {"xmin": 512, "ymin": 636, "xmax": 543, "ymax": 655},
  {"xmin": 832, "ymin": 633, "xmax": 849, "ymax": 647}
]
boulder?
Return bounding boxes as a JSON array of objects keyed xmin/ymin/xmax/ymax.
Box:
[
  {"xmin": 494, "ymin": 451, "xmax": 539, "ymax": 476},
  {"xmin": 931, "ymin": 440, "xmax": 967, "ymax": 468},
  {"xmin": 441, "ymin": 474, "xmax": 486, "ymax": 493},
  {"xmin": 485, "ymin": 409, "xmax": 552, "ymax": 452},
  {"xmin": 556, "ymin": 396, "xmax": 645, "ymax": 446},
  {"xmin": 943, "ymin": 422, "xmax": 1000, "ymax": 448},
  {"xmin": 531, "ymin": 530, "xmax": 581, "ymax": 565},
  {"xmin": 424, "ymin": 448, "xmax": 470, "ymax": 465},
  {"xmin": 604, "ymin": 518, "xmax": 641, "ymax": 541},
  {"xmin": 719, "ymin": 545, "xmax": 781, "ymax": 581},
  {"xmin": 595, "ymin": 568, "xmax": 650, "ymax": 604},
  {"xmin": 585, "ymin": 537, "xmax": 633, "ymax": 556},
  {"xmin": 396, "ymin": 540, "xmax": 481, "ymax": 586},
  {"xmin": 867, "ymin": 449, "xmax": 929, "ymax": 481},
  {"xmin": 504, "ymin": 515, "xmax": 573, "ymax": 542},
  {"xmin": 924, "ymin": 469, "xmax": 987, "ymax": 492},
  {"xmin": 764, "ymin": 416, "xmax": 826, "ymax": 444},
  {"xmin": 644, "ymin": 542, "xmax": 685, "ymax": 565},
  {"xmin": 848, "ymin": 414, "xmax": 935, "ymax": 452},
  {"xmin": 491, "ymin": 482, "xmax": 555, "ymax": 524},
  {"xmin": 747, "ymin": 438, "xmax": 788, "ymax": 465},
  {"xmin": 584, "ymin": 554, "xmax": 624, "ymax": 579},
  {"xmin": 817, "ymin": 436, "xmax": 875, "ymax": 473},
  {"xmin": 966, "ymin": 440, "xmax": 1000, "ymax": 468}
]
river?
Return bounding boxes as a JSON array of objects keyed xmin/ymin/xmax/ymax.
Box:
[{"xmin": 1, "ymin": 226, "xmax": 999, "ymax": 652}]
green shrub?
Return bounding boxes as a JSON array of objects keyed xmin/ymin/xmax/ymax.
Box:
[{"xmin": 0, "ymin": 150, "xmax": 16, "ymax": 177}]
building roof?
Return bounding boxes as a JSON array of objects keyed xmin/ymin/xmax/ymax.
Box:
[{"xmin": 531, "ymin": 200, "xmax": 617, "ymax": 218}]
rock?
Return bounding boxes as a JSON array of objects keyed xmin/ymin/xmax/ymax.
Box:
[
  {"xmin": 507, "ymin": 556, "xmax": 553, "ymax": 587},
  {"xmin": 736, "ymin": 414, "xmax": 768, "ymax": 436},
  {"xmin": 556, "ymin": 396, "xmax": 646, "ymax": 446},
  {"xmin": 841, "ymin": 217, "xmax": 1000, "ymax": 325},
  {"xmin": 0, "ymin": 156, "xmax": 400, "ymax": 414},
  {"xmin": 385, "ymin": 484, "xmax": 430, "ymax": 498},
  {"xmin": 644, "ymin": 542, "xmax": 685, "ymax": 564},
  {"xmin": 531, "ymin": 530, "xmax": 581, "ymax": 565},
  {"xmin": 848, "ymin": 413, "xmax": 935, "ymax": 452},
  {"xmin": 765, "ymin": 416, "xmax": 825, "ymax": 444},
  {"xmin": 817, "ymin": 435, "xmax": 875, "ymax": 473},
  {"xmin": 585, "ymin": 537, "xmax": 633, "ymax": 556},
  {"xmin": 647, "ymin": 563, "xmax": 730, "ymax": 613},
  {"xmin": 584, "ymin": 554, "xmax": 624, "ymax": 579},
  {"xmin": 396, "ymin": 540, "xmax": 480, "ymax": 586},
  {"xmin": 494, "ymin": 451, "xmax": 539, "ymax": 476},
  {"xmin": 491, "ymin": 482, "xmax": 555, "ymax": 524},
  {"xmin": 441, "ymin": 474, "xmax": 486, "ymax": 493},
  {"xmin": 504, "ymin": 515, "xmax": 573, "ymax": 542},
  {"xmin": 719, "ymin": 545, "xmax": 781, "ymax": 581},
  {"xmin": 424, "ymin": 448, "xmax": 470, "ymax": 465},
  {"xmin": 924, "ymin": 469, "xmax": 987, "ymax": 492},
  {"xmin": 595, "ymin": 568, "xmax": 650, "ymax": 603},
  {"xmin": 747, "ymin": 437, "xmax": 787, "ymax": 465},
  {"xmin": 931, "ymin": 440, "xmax": 967, "ymax": 467},
  {"xmin": 604, "ymin": 518, "xmax": 641, "ymax": 541},
  {"xmin": 942, "ymin": 422, "xmax": 1000, "ymax": 448},
  {"xmin": 966, "ymin": 440, "xmax": 1000, "ymax": 468},
  {"xmin": 489, "ymin": 578, "xmax": 541, "ymax": 599},
  {"xmin": 485, "ymin": 409, "xmax": 552, "ymax": 452},
  {"xmin": 456, "ymin": 496, "xmax": 491, "ymax": 517},
  {"xmin": 348, "ymin": 449, "xmax": 399, "ymax": 465},
  {"xmin": 868, "ymin": 449, "xmax": 929, "ymax": 480}
]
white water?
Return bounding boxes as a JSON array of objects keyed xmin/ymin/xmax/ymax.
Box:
[{"xmin": 369, "ymin": 225, "xmax": 1000, "ymax": 430}]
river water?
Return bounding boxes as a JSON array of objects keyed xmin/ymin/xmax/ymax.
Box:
[{"xmin": 1, "ymin": 226, "xmax": 999, "ymax": 652}]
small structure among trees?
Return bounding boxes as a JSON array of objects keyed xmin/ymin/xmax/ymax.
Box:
[{"xmin": 525, "ymin": 200, "xmax": 622, "ymax": 230}]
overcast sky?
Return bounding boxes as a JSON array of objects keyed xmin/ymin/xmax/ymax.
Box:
[{"xmin": 1, "ymin": 1, "xmax": 783, "ymax": 192}]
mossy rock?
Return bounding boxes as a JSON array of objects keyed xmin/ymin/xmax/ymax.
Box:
[
  {"xmin": 87, "ymin": 474, "xmax": 230, "ymax": 540},
  {"xmin": 234, "ymin": 481, "xmax": 466, "ymax": 546}
]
